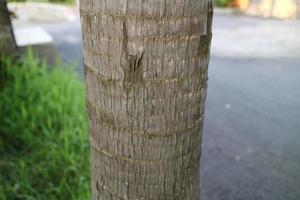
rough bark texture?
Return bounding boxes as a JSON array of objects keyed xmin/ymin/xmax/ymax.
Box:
[
  {"xmin": 247, "ymin": 0, "xmax": 300, "ymax": 18},
  {"xmin": 79, "ymin": 0, "xmax": 213, "ymax": 199},
  {"xmin": 0, "ymin": 0, "xmax": 16, "ymax": 55}
]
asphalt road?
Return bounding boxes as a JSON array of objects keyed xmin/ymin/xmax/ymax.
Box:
[{"xmin": 43, "ymin": 13, "xmax": 300, "ymax": 200}]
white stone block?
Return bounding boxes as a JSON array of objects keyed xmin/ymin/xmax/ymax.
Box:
[{"xmin": 14, "ymin": 27, "xmax": 53, "ymax": 47}]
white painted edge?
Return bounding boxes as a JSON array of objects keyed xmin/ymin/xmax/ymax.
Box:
[{"xmin": 14, "ymin": 26, "xmax": 53, "ymax": 47}]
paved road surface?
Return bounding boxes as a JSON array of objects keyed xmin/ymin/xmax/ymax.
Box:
[{"xmin": 42, "ymin": 13, "xmax": 300, "ymax": 200}]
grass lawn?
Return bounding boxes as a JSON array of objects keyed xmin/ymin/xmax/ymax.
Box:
[{"xmin": 0, "ymin": 51, "xmax": 90, "ymax": 200}]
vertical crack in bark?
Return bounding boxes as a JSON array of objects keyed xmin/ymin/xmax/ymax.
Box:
[
  {"xmin": 96, "ymin": 180, "xmax": 101, "ymax": 200},
  {"xmin": 121, "ymin": 20, "xmax": 145, "ymax": 93},
  {"xmin": 207, "ymin": 0, "xmax": 214, "ymax": 33}
]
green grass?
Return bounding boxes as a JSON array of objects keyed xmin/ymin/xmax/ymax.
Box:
[
  {"xmin": 214, "ymin": 0, "xmax": 230, "ymax": 7},
  {"xmin": 0, "ymin": 51, "xmax": 90, "ymax": 200}
]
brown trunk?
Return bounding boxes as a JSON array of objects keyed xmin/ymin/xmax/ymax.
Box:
[
  {"xmin": 247, "ymin": 0, "xmax": 300, "ymax": 18},
  {"xmin": 79, "ymin": 0, "xmax": 213, "ymax": 199},
  {"xmin": 0, "ymin": 0, "xmax": 16, "ymax": 55}
]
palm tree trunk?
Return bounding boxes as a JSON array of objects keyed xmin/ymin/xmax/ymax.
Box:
[
  {"xmin": 0, "ymin": 0, "xmax": 16, "ymax": 55},
  {"xmin": 79, "ymin": 0, "xmax": 213, "ymax": 199}
]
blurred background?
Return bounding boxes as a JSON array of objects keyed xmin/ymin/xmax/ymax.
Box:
[{"xmin": 1, "ymin": 0, "xmax": 300, "ymax": 199}]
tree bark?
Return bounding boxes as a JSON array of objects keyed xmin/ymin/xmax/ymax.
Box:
[
  {"xmin": 0, "ymin": 0, "xmax": 16, "ymax": 55},
  {"xmin": 79, "ymin": 0, "xmax": 213, "ymax": 199}
]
